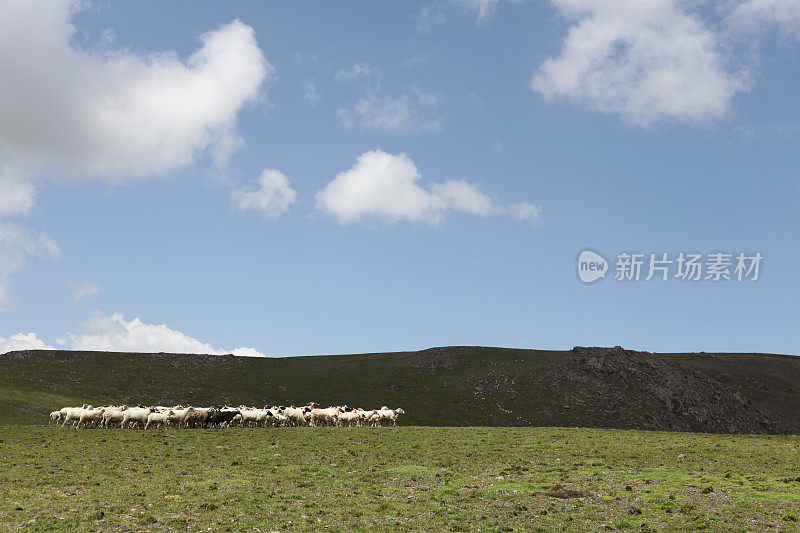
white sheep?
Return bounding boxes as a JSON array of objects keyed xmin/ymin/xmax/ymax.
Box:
[
  {"xmin": 122, "ymin": 407, "xmax": 152, "ymax": 429},
  {"xmin": 337, "ymin": 410, "xmax": 364, "ymax": 427},
  {"xmin": 166, "ymin": 408, "xmax": 190, "ymax": 428},
  {"xmin": 78, "ymin": 407, "xmax": 105, "ymax": 428},
  {"xmin": 145, "ymin": 410, "xmax": 171, "ymax": 429},
  {"xmin": 310, "ymin": 406, "xmax": 341, "ymax": 427},
  {"xmin": 102, "ymin": 407, "xmax": 126, "ymax": 428}
]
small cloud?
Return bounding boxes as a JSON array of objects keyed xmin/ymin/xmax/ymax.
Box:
[
  {"xmin": 403, "ymin": 52, "xmax": 435, "ymax": 69},
  {"xmin": 231, "ymin": 169, "xmax": 297, "ymax": 219},
  {"xmin": 315, "ymin": 150, "xmax": 540, "ymax": 226},
  {"xmin": 0, "ymin": 223, "xmax": 59, "ymax": 312},
  {"xmin": 431, "ymin": 180, "xmax": 503, "ymax": 216},
  {"xmin": 293, "ymin": 51, "xmax": 319, "ymax": 64},
  {"xmin": 0, "ymin": 173, "xmax": 35, "ymax": 218},
  {"xmin": 418, "ymin": 0, "xmax": 521, "ymax": 33},
  {"xmin": 454, "ymin": 0, "xmax": 506, "ymax": 21},
  {"xmin": 508, "ymin": 201, "xmax": 542, "ymax": 224},
  {"xmin": 334, "ymin": 63, "xmax": 377, "ymax": 82},
  {"xmin": 338, "ymin": 87, "xmax": 443, "ymax": 133},
  {"xmin": 304, "ymin": 81, "xmax": 321, "ymax": 106},
  {"xmin": 417, "ymin": 2, "xmax": 447, "ymax": 34},
  {"xmin": 72, "ymin": 281, "xmax": 101, "ymax": 302}
]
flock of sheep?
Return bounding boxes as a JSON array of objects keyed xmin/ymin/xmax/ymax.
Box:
[{"xmin": 50, "ymin": 404, "xmax": 406, "ymax": 429}]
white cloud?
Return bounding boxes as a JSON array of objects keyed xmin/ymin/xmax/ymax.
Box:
[
  {"xmin": 726, "ymin": 0, "xmax": 800, "ymax": 38},
  {"xmin": 531, "ymin": 0, "xmax": 744, "ymax": 126},
  {"xmin": 71, "ymin": 281, "xmax": 101, "ymax": 302},
  {"xmin": 508, "ymin": 201, "xmax": 543, "ymax": 224},
  {"xmin": 418, "ymin": 0, "xmax": 521, "ymax": 32},
  {"xmin": 334, "ymin": 63, "xmax": 377, "ymax": 82},
  {"xmin": 0, "ymin": 223, "xmax": 59, "ymax": 312},
  {"xmin": 231, "ymin": 169, "xmax": 297, "ymax": 219},
  {"xmin": 0, "ymin": 332, "xmax": 54, "ymax": 354},
  {"xmin": 454, "ymin": 0, "xmax": 512, "ymax": 20},
  {"xmin": 338, "ymin": 88, "xmax": 443, "ymax": 133},
  {"xmin": 0, "ymin": 170, "xmax": 35, "ymax": 218},
  {"xmin": 315, "ymin": 150, "xmax": 540, "ymax": 225},
  {"xmin": 304, "ymin": 81, "xmax": 321, "ymax": 106},
  {"xmin": 431, "ymin": 180, "xmax": 503, "ymax": 216},
  {"xmin": 0, "ymin": 3, "xmax": 270, "ymax": 306},
  {"xmin": 66, "ymin": 312, "xmax": 266, "ymax": 357},
  {"xmin": 0, "ymin": 1, "xmax": 271, "ymax": 184},
  {"xmin": 418, "ymin": 2, "xmax": 447, "ymax": 34},
  {"xmin": 316, "ymin": 151, "xmax": 446, "ymax": 224}
]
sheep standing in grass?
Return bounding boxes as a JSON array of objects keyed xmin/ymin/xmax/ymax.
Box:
[
  {"xmin": 166, "ymin": 408, "xmax": 190, "ymax": 428},
  {"xmin": 145, "ymin": 410, "xmax": 171, "ymax": 429},
  {"xmin": 122, "ymin": 407, "xmax": 152, "ymax": 429},
  {"xmin": 51, "ymin": 402, "xmax": 406, "ymax": 428},
  {"xmin": 183, "ymin": 407, "xmax": 210, "ymax": 428},
  {"xmin": 310, "ymin": 406, "xmax": 342, "ymax": 427},
  {"xmin": 282, "ymin": 406, "xmax": 309, "ymax": 427},
  {"xmin": 337, "ymin": 410, "xmax": 364, "ymax": 427},
  {"xmin": 102, "ymin": 406, "xmax": 126, "ymax": 428},
  {"xmin": 377, "ymin": 407, "xmax": 405, "ymax": 426},
  {"xmin": 61, "ymin": 406, "xmax": 89, "ymax": 428},
  {"xmin": 78, "ymin": 407, "xmax": 105, "ymax": 428}
]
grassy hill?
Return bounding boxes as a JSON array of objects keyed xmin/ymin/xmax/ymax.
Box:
[{"xmin": 1, "ymin": 346, "xmax": 798, "ymax": 433}]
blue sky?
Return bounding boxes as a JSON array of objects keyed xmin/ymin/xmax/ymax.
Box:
[{"xmin": 0, "ymin": 0, "xmax": 798, "ymax": 356}]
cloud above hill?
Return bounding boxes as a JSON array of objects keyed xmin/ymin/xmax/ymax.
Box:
[
  {"xmin": 0, "ymin": 312, "xmax": 266, "ymax": 356},
  {"xmin": 61, "ymin": 312, "xmax": 265, "ymax": 357},
  {"xmin": 315, "ymin": 150, "xmax": 541, "ymax": 225},
  {"xmin": 0, "ymin": 332, "xmax": 54, "ymax": 354}
]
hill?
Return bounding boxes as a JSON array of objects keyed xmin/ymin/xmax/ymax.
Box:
[{"xmin": 1, "ymin": 346, "xmax": 798, "ymax": 433}]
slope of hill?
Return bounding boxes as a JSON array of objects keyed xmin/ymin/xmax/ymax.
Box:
[{"xmin": 1, "ymin": 346, "xmax": 798, "ymax": 433}]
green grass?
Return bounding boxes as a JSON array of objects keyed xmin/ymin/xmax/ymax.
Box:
[{"xmin": 1, "ymin": 426, "xmax": 799, "ymax": 531}]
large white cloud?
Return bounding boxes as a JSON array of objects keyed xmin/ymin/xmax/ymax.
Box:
[
  {"xmin": 0, "ymin": 1, "xmax": 270, "ymax": 193},
  {"xmin": 0, "ymin": 223, "xmax": 59, "ymax": 312},
  {"xmin": 0, "ymin": 332, "xmax": 54, "ymax": 354},
  {"xmin": 231, "ymin": 169, "xmax": 297, "ymax": 219},
  {"xmin": 531, "ymin": 0, "xmax": 744, "ymax": 126},
  {"xmin": 315, "ymin": 150, "xmax": 541, "ymax": 225},
  {"xmin": 64, "ymin": 312, "xmax": 266, "ymax": 357},
  {"xmin": 0, "ymin": 1, "xmax": 271, "ymax": 306}
]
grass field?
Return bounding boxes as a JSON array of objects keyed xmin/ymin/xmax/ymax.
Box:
[{"xmin": 1, "ymin": 427, "xmax": 799, "ymax": 531}]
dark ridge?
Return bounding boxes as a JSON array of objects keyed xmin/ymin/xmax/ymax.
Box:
[{"xmin": 1, "ymin": 346, "xmax": 798, "ymax": 434}]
